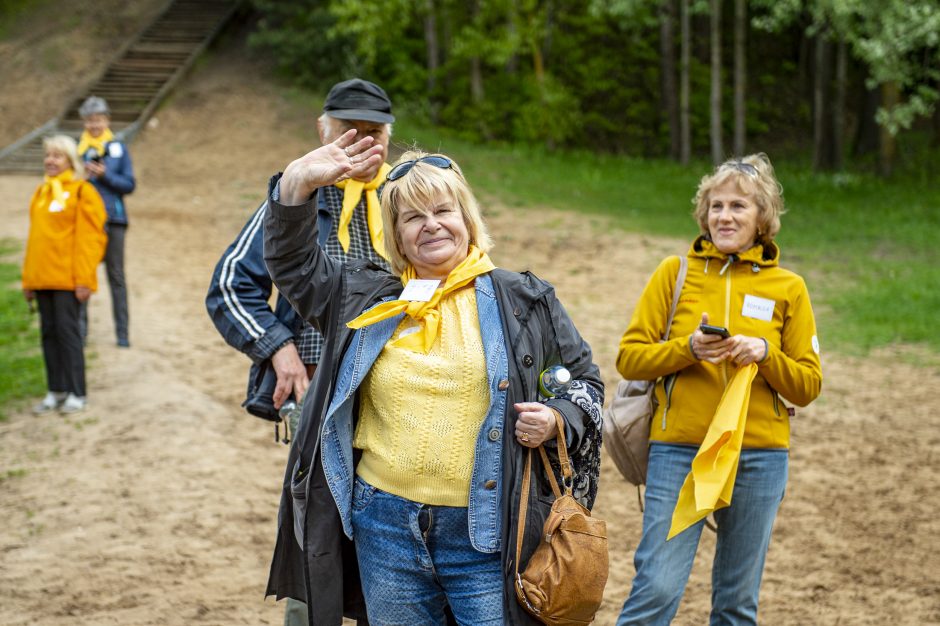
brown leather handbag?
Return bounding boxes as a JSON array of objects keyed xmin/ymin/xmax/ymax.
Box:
[{"xmin": 514, "ymin": 413, "xmax": 609, "ymax": 625}]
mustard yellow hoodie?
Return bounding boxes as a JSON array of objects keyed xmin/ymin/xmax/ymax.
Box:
[
  {"xmin": 617, "ymin": 237, "xmax": 822, "ymax": 449},
  {"xmin": 22, "ymin": 176, "xmax": 107, "ymax": 292}
]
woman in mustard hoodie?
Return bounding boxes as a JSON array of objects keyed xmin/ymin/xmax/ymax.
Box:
[
  {"xmin": 615, "ymin": 154, "xmax": 822, "ymax": 625},
  {"xmin": 22, "ymin": 135, "xmax": 107, "ymax": 415}
]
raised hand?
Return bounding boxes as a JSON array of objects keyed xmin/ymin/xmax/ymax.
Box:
[{"xmin": 279, "ymin": 129, "xmax": 384, "ymax": 205}]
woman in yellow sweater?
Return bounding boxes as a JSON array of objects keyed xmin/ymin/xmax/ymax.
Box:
[
  {"xmin": 22, "ymin": 135, "xmax": 107, "ymax": 415},
  {"xmin": 263, "ymin": 136, "xmax": 603, "ymax": 624},
  {"xmin": 615, "ymin": 154, "xmax": 822, "ymax": 625}
]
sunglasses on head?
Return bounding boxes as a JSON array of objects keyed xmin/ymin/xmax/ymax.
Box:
[
  {"xmin": 387, "ymin": 156, "xmax": 453, "ymax": 182},
  {"xmin": 722, "ymin": 160, "xmax": 759, "ymax": 178}
]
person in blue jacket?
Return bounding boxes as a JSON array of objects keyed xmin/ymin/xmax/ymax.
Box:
[
  {"xmin": 77, "ymin": 96, "xmax": 136, "ymax": 347},
  {"xmin": 204, "ymin": 78, "xmax": 395, "ymax": 626}
]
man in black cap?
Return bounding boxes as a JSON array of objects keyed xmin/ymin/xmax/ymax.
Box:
[{"xmin": 205, "ymin": 78, "xmax": 394, "ymax": 626}]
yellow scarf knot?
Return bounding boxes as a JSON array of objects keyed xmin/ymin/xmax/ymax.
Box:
[
  {"xmin": 335, "ymin": 162, "xmax": 391, "ymax": 260},
  {"xmin": 346, "ymin": 245, "xmax": 496, "ymax": 353},
  {"xmin": 77, "ymin": 129, "xmax": 114, "ymax": 159},
  {"xmin": 39, "ymin": 170, "xmax": 75, "ymax": 209},
  {"xmin": 668, "ymin": 363, "xmax": 759, "ymax": 539}
]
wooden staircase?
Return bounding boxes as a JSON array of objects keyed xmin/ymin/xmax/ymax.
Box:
[{"xmin": 0, "ymin": 0, "xmax": 238, "ymax": 174}]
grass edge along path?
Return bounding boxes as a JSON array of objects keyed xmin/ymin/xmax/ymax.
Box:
[
  {"xmin": 0, "ymin": 239, "xmax": 44, "ymax": 420},
  {"xmin": 392, "ymin": 119, "xmax": 940, "ymax": 361}
]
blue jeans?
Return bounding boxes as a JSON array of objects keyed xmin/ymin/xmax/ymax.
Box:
[
  {"xmin": 617, "ymin": 443, "xmax": 788, "ymax": 626},
  {"xmin": 351, "ymin": 477, "xmax": 503, "ymax": 626}
]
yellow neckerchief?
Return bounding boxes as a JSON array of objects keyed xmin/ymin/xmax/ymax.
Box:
[
  {"xmin": 77, "ymin": 128, "xmax": 114, "ymax": 159},
  {"xmin": 668, "ymin": 363, "xmax": 758, "ymax": 540},
  {"xmin": 38, "ymin": 169, "xmax": 75, "ymax": 208},
  {"xmin": 346, "ymin": 245, "xmax": 496, "ymax": 353},
  {"xmin": 334, "ymin": 162, "xmax": 391, "ymax": 260}
]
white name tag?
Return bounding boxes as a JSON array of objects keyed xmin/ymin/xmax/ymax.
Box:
[
  {"xmin": 399, "ymin": 279, "xmax": 440, "ymax": 302},
  {"xmin": 108, "ymin": 143, "xmax": 123, "ymax": 158},
  {"xmin": 742, "ymin": 294, "xmax": 775, "ymax": 321},
  {"xmin": 48, "ymin": 191, "xmax": 69, "ymax": 213}
]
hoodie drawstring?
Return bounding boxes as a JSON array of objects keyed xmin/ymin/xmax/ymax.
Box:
[{"xmin": 719, "ymin": 253, "xmax": 739, "ymax": 275}]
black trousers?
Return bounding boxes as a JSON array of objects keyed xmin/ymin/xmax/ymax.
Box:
[
  {"xmin": 36, "ymin": 290, "xmax": 86, "ymax": 396},
  {"xmin": 80, "ymin": 222, "xmax": 129, "ymax": 343}
]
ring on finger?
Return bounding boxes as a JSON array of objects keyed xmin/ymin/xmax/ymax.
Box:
[{"xmin": 520, "ymin": 432, "xmax": 530, "ymax": 442}]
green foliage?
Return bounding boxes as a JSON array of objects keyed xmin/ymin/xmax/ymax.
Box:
[
  {"xmin": 753, "ymin": 0, "xmax": 940, "ymax": 137},
  {"xmin": 0, "ymin": 0, "xmax": 40, "ymax": 36},
  {"xmin": 247, "ymin": 0, "xmax": 355, "ymax": 90},
  {"xmin": 249, "ymin": 0, "xmax": 939, "ymax": 164},
  {"xmin": 0, "ymin": 240, "xmax": 45, "ymax": 420}
]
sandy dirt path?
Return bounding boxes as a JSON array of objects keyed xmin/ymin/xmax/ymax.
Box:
[{"xmin": 1, "ymin": 29, "xmax": 938, "ymax": 626}]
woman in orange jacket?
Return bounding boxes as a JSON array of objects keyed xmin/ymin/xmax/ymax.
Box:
[
  {"xmin": 22, "ymin": 135, "xmax": 107, "ymax": 415},
  {"xmin": 615, "ymin": 154, "xmax": 822, "ymax": 625}
]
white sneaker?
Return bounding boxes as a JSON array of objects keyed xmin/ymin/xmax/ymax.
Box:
[
  {"xmin": 33, "ymin": 392, "xmax": 66, "ymax": 415},
  {"xmin": 59, "ymin": 393, "xmax": 87, "ymax": 414}
]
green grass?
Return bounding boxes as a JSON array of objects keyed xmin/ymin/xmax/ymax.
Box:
[
  {"xmin": 392, "ymin": 118, "xmax": 940, "ymax": 356},
  {"xmin": 0, "ymin": 239, "xmax": 45, "ymax": 420}
]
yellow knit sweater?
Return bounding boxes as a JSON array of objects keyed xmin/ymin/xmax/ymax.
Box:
[{"xmin": 354, "ymin": 285, "xmax": 490, "ymax": 506}]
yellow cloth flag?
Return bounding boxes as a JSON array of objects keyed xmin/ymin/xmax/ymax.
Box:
[
  {"xmin": 334, "ymin": 162, "xmax": 391, "ymax": 260},
  {"xmin": 667, "ymin": 363, "xmax": 759, "ymax": 540},
  {"xmin": 346, "ymin": 245, "xmax": 495, "ymax": 353},
  {"xmin": 77, "ymin": 128, "xmax": 114, "ymax": 159},
  {"xmin": 37, "ymin": 170, "xmax": 75, "ymax": 209}
]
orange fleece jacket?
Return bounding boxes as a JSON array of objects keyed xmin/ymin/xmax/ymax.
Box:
[{"xmin": 22, "ymin": 176, "xmax": 107, "ymax": 292}]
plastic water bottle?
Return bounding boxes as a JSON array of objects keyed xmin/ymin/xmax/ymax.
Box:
[{"xmin": 538, "ymin": 365, "xmax": 572, "ymax": 398}]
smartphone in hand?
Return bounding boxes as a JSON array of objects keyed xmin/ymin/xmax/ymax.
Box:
[{"xmin": 699, "ymin": 323, "xmax": 731, "ymax": 338}]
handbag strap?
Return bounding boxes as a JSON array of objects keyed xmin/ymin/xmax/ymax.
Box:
[
  {"xmin": 514, "ymin": 410, "xmax": 570, "ymax": 581},
  {"xmin": 662, "ymin": 255, "xmax": 689, "ymax": 342}
]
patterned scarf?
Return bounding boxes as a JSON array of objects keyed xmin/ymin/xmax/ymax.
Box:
[
  {"xmin": 334, "ymin": 163, "xmax": 391, "ymax": 260},
  {"xmin": 38, "ymin": 170, "xmax": 75, "ymax": 209},
  {"xmin": 77, "ymin": 128, "xmax": 114, "ymax": 159},
  {"xmin": 346, "ymin": 245, "xmax": 496, "ymax": 353}
]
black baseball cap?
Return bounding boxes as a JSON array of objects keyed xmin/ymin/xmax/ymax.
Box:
[{"xmin": 323, "ymin": 78, "xmax": 395, "ymax": 124}]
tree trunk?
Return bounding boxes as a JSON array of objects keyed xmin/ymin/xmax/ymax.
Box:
[
  {"xmin": 832, "ymin": 38, "xmax": 846, "ymax": 171},
  {"xmin": 659, "ymin": 0, "xmax": 680, "ymax": 160},
  {"xmin": 543, "ymin": 0, "xmax": 555, "ymax": 68},
  {"xmin": 469, "ymin": 0, "xmax": 490, "ymax": 140},
  {"xmin": 879, "ymin": 80, "xmax": 899, "ymax": 176},
  {"xmin": 425, "ymin": 0, "xmax": 439, "ymax": 124},
  {"xmin": 470, "ymin": 56, "xmax": 489, "ymax": 138},
  {"xmin": 812, "ymin": 32, "xmax": 833, "ymax": 171},
  {"xmin": 680, "ymin": 0, "xmax": 691, "ymax": 164},
  {"xmin": 732, "ymin": 0, "xmax": 745, "ymax": 156},
  {"xmin": 933, "ymin": 78, "xmax": 940, "ymax": 148},
  {"xmin": 853, "ymin": 83, "xmax": 880, "ymax": 156},
  {"xmin": 710, "ymin": 0, "xmax": 723, "ymax": 165}
]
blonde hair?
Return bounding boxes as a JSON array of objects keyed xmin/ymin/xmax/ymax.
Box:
[
  {"xmin": 381, "ymin": 151, "xmax": 493, "ymax": 276},
  {"xmin": 692, "ymin": 152, "xmax": 785, "ymax": 245},
  {"xmin": 43, "ymin": 135, "xmax": 84, "ymax": 178}
]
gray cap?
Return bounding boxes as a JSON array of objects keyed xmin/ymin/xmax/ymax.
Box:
[
  {"xmin": 78, "ymin": 96, "xmax": 110, "ymax": 118},
  {"xmin": 323, "ymin": 79, "xmax": 394, "ymax": 124}
]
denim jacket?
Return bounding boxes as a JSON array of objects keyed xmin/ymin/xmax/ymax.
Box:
[
  {"xmin": 320, "ymin": 273, "xmax": 508, "ymax": 551},
  {"xmin": 81, "ymin": 141, "xmax": 135, "ymax": 225}
]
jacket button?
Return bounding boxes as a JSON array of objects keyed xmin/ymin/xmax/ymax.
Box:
[
  {"xmin": 487, "ymin": 428, "xmax": 501, "ymax": 441},
  {"xmin": 522, "ymin": 355, "xmax": 534, "ymax": 367},
  {"xmin": 498, "ymin": 379, "xmax": 509, "ymax": 391},
  {"xmin": 484, "ymin": 480, "xmax": 497, "ymax": 490},
  {"xmin": 513, "ymin": 307, "xmax": 521, "ymax": 317}
]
